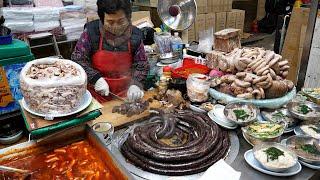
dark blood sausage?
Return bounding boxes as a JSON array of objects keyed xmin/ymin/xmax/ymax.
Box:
[{"xmin": 120, "ymin": 110, "xmax": 230, "ymax": 176}]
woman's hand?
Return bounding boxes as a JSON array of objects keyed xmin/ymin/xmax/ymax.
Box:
[
  {"xmin": 127, "ymin": 85, "xmax": 144, "ymax": 102},
  {"xmin": 94, "ymin": 78, "xmax": 110, "ymax": 96}
]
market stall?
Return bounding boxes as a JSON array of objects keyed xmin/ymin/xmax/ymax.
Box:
[{"xmin": 0, "ymin": 0, "xmax": 320, "ymax": 179}]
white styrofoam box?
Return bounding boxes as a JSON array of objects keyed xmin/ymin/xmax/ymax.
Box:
[
  {"xmin": 34, "ymin": 21, "xmax": 60, "ymax": 32},
  {"xmin": 33, "ymin": 7, "xmax": 60, "ymax": 22},
  {"xmin": 4, "ymin": 20, "xmax": 34, "ymax": 32},
  {"xmin": 73, "ymin": 0, "xmax": 85, "ymax": 6},
  {"xmin": 0, "ymin": 7, "xmax": 33, "ymax": 21},
  {"xmin": 61, "ymin": 18, "xmax": 87, "ymax": 27}
]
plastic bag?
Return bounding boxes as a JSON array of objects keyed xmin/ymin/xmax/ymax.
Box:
[
  {"xmin": 197, "ymin": 28, "xmax": 214, "ymax": 53},
  {"xmin": 154, "ymin": 32, "xmax": 172, "ymax": 54}
]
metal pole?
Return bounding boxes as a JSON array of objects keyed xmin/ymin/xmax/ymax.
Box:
[{"xmin": 296, "ymin": 0, "xmax": 319, "ymax": 90}]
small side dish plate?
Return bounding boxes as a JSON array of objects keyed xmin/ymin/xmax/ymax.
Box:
[{"xmin": 244, "ymin": 149, "xmax": 302, "ymax": 177}]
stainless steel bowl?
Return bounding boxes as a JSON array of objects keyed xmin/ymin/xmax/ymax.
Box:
[
  {"xmin": 285, "ymin": 135, "xmax": 320, "ymax": 165},
  {"xmin": 224, "ymin": 102, "xmax": 259, "ymax": 126},
  {"xmin": 242, "ymin": 121, "xmax": 285, "ymax": 146},
  {"xmin": 253, "ymin": 142, "xmax": 298, "ymax": 172},
  {"xmin": 287, "ymin": 101, "xmax": 320, "ymax": 121},
  {"xmin": 261, "ymin": 109, "xmax": 299, "ymax": 133}
]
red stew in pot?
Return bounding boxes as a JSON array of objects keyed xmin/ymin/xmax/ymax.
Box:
[{"xmin": 0, "ymin": 140, "xmax": 125, "ymax": 180}]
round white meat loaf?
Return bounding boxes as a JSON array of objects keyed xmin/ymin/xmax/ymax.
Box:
[{"xmin": 20, "ymin": 58, "xmax": 87, "ymax": 115}]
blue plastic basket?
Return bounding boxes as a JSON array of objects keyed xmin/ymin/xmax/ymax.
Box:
[{"xmin": 0, "ymin": 34, "xmax": 13, "ymax": 45}]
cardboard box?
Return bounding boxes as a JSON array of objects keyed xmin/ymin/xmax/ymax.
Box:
[
  {"xmin": 226, "ymin": 11, "xmax": 237, "ymax": 29},
  {"xmin": 227, "ymin": 0, "xmax": 233, "ymax": 12},
  {"xmin": 205, "ymin": 13, "xmax": 216, "ymax": 32},
  {"xmin": 233, "ymin": 9, "xmax": 245, "ymax": 34},
  {"xmin": 188, "ymin": 23, "xmax": 196, "ymax": 42},
  {"xmin": 207, "ymin": 0, "xmax": 212, "ymax": 13},
  {"xmin": 195, "ymin": 14, "xmax": 206, "ymax": 41},
  {"xmin": 257, "ymin": 0, "xmax": 266, "ymax": 20},
  {"xmin": 215, "ymin": 12, "xmax": 227, "ymax": 32},
  {"xmin": 196, "ymin": 0, "xmax": 207, "ymax": 14},
  {"xmin": 131, "ymin": 11, "xmax": 153, "ymax": 28},
  {"xmin": 132, "ymin": 11, "xmax": 151, "ymax": 22}
]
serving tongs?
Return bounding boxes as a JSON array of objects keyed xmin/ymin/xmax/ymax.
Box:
[{"xmin": 0, "ymin": 165, "xmax": 31, "ymax": 179}]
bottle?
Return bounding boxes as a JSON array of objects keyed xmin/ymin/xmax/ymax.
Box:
[{"xmin": 171, "ymin": 32, "xmax": 183, "ymax": 59}]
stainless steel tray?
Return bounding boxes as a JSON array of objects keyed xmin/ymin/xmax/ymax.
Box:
[
  {"xmin": 109, "ymin": 129, "xmax": 240, "ymax": 180},
  {"xmin": 0, "ymin": 125, "xmax": 134, "ymax": 180}
]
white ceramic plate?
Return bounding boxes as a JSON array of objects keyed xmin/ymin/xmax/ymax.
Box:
[
  {"xmin": 21, "ymin": 90, "xmax": 92, "ymax": 120},
  {"xmin": 299, "ymin": 160, "xmax": 320, "ymax": 170},
  {"xmin": 208, "ymin": 110, "xmax": 238, "ymax": 130},
  {"xmin": 213, "ymin": 104, "xmax": 229, "ymax": 121},
  {"xmin": 244, "ymin": 149, "xmax": 302, "ymax": 177}
]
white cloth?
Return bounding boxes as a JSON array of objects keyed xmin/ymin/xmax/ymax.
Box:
[
  {"xmin": 0, "ymin": 7, "xmax": 33, "ymax": 21},
  {"xmin": 94, "ymin": 78, "xmax": 110, "ymax": 96},
  {"xmin": 127, "ymin": 85, "xmax": 144, "ymax": 102},
  {"xmin": 61, "ymin": 18, "xmax": 87, "ymax": 28},
  {"xmin": 4, "ymin": 20, "xmax": 34, "ymax": 33},
  {"xmin": 33, "ymin": 7, "xmax": 60, "ymax": 22},
  {"xmin": 34, "ymin": 21, "xmax": 60, "ymax": 32},
  {"xmin": 199, "ymin": 159, "xmax": 241, "ymax": 180}
]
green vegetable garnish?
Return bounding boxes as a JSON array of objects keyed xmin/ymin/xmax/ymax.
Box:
[
  {"xmin": 233, "ymin": 109, "xmax": 249, "ymax": 121},
  {"xmin": 264, "ymin": 147, "xmax": 284, "ymax": 162},
  {"xmin": 300, "ymin": 144, "xmax": 320, "ymax": 155},
  {"xmin": 298, "ymin": 104, "xmax": 312, "ymax": 114},
  {"xmin": 272, "ymin": 111, "xmax": 285, "ymax": 121}
]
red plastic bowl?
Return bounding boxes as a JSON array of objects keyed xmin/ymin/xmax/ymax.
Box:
[{"xmin": 172, "ymin": 58, "xmax": 210, "ymax": 79}]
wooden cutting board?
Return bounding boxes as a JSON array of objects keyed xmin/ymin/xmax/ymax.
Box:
[{"xmin": 90, "ymin": 91, "xmax": 161, "ymax": 129}]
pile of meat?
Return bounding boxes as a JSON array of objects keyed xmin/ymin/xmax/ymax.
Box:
[
  {"xmin": 112, "ymin": 100, "xmax": 150, "ymax": 117},
  {"xmin": 120, "ymin": 110, "xmax": 230, "ymax": 176},
  {"xmin": 20, "ymin": 58, "xmax": 87, "ymax": 114},
  {"xmin": 207, "ymin": 47, "xmax": 294, "ymax": 99}
]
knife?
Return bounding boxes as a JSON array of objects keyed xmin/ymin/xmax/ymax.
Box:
[{"xmin": 109, "ymin": 92, "xmax": 126, "ymax": 102}]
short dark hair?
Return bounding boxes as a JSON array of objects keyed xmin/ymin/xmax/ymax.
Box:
[{"xmin": 97, "ymin": 0, "xmax": 132, "ymax": 23}]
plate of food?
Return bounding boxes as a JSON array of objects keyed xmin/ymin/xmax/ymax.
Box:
[
  {"xmin": 287, "ymin": 101, "xmax": 320, "ymax": 121},
  {"xmin": 242, "ymin": 121, "xmax": 285, "ymax": 146},
  {"xmin": 224, "ymin": 102, "xmax": 259, "ymax": 126},
  {"xmin": 21, "ymin": 90, "xmax": 92, "ymax": 120},
  {"xmin": 284, "ymin": 135, "xmax": 320, "ymax": 165},
  {"xmin": 294, "ymin": 122, "xmax": 320, "ymax": 139},
  {"xmin": 253, "ymin": 142, "xmax": 298, "ymax": 172},
  {"xmin": 261, "ymin": 108, "xmax": 299, "ymax": 133},
  {"xmin": 208, "ymin": 108, "xmax": 238, "ymax": 130},
  {"xmin": 244, "ymin": 149, "xmax": 301, "ymax": 176}
]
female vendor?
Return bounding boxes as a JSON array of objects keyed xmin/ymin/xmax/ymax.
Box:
[{"xmin": 72, "ymin": 0, "xmax": 149, "ymax": 102}]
